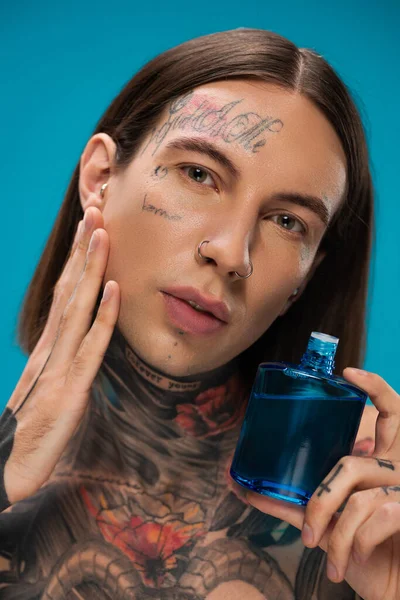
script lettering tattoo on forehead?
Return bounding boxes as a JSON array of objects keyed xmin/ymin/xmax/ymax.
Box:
[{"xmin": 141, "ymin": 90, "xmax": 284, "ymax": 157}]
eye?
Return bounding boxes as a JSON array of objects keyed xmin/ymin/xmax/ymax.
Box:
[
  {"xmin": 269, "ymin": 214, "xmax": 306, "ymax": 234},
  {"xmin": 180, "ymin": 165, "xmax": 218, "ymax": 189}
]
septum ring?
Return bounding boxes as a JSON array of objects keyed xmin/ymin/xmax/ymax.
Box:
[{"xmin": 197, "ymin": 240, "xmax": 253, "ymax": 279}]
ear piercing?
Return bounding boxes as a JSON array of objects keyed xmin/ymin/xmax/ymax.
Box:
[{"xmin": 100, "ymin": 183, "xmax": 108, "ymax": 198}]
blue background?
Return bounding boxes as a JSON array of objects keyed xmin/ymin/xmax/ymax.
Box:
[{"xmin": 1, "ymin": 0, "xmax": 399, "ymax": 409}]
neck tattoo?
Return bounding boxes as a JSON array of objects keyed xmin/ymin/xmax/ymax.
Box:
[{"xmin": 56, "ymin": 326, "xmax": 249, "ymax": 492}]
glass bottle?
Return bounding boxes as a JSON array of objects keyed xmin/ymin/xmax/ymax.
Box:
[{"xmin": 230, "ymin": 332, "xmax": 368, "ymax": 505}]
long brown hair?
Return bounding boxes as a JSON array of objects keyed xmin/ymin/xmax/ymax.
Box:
[{"xmin": 17, "ymin": 29, "xmax": 374, "ymax": 387}]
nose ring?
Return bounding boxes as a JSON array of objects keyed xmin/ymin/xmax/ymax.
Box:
[{"xmin": 197, "ymin": 240, "xmax": 253, "ymax": 279}]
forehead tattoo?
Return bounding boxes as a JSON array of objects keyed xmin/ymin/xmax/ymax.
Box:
[
  {"xmin": 140, "ymin": 90, "xmax": 284, "ymax": 157},
  {"xmin": 141, "ymin": 91, "xmax": 332, "ymax": 229}
]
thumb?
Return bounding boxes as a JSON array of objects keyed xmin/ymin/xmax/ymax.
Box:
[
  {"xmin": 246, "ymin": 491, "xmax": 305, "ymax": 531},
  {"xmin": 246, "ymin": 491, "xmax": 336, "ymax": 553}
]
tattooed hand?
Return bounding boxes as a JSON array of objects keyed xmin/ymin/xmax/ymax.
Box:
[
  {"xmin": 0, "ymin": 207, "xmax": 120, "ymax": 511},
  {"xmin": 246, "ymin": 368, "xmax": 400, "ymax": 600}
]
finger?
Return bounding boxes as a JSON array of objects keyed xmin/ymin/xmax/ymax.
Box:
[
  {"xmin": 41, "ymin": 208, "xmax": 102, "ymax": 349},
  {"xmin": 246, "ymin": 490, "xmax": 338, "ymax": 553},
  {"xmin": 246, "ymin": 491, "xmax": 306, "ymax": 531},
  {"xmin": 66, "ymin": 279, "xmax": 120, "ymax": 393},
  {"xmin": 46, "ymin": 227, "xmax": 111, "ymax": 369},
  {"xmin": 6, "ymin": 218, "xmax": 86, "ymax": 413},
  {"xmin": 343, "ymin": 368, "xmax": 400, "ymax": 456},
  {"xmin": 353, "ymin": 501, "xmax": 400, "ymax": 564},
  {"xmin": 304, "ymin": 455, "xmax": 400, "ymax": 549},
  {"xmin": 70, "ymin": 219, "xmax": 84, "ymax": 255},
  {"xmin": 324, "ymin": 486, "xmax": 387, "ymax": 582},
  {"xmin": 7, "ymin": 210, "xmax": 104, "ymax": 413}
]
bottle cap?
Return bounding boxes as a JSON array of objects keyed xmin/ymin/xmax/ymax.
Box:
[{"xmin": 311, "ymin": 332, "xmax": 339, "ymax": 345}]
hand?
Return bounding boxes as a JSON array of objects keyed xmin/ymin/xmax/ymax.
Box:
[
  {"xmin": 245, "ymin": 368, "xmax": 400, "ymax": 600},
  {"xmin": 0, "ymin": 207, "xmax": 120, "ymax": 511}
]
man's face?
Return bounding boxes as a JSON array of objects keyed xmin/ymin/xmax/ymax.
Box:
[{"xmin": 98, "ymin": 80, "xmax": 346, "ymax": 376}]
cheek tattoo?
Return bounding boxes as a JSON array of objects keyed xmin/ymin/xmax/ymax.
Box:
[
  {"xmin": 152, "ymin": 165, "xmax": 169, "ymax": 180},
  {"xmin": 146, "ymin": 166, "xmax": 182, "ymax": 221},
  {"xmin": 140, "ymin": 90, "xmax": 284, "ymax": 157},
  {"xmin": 141, "ymin": 194, "xmax": 182, "ymax": 221}
]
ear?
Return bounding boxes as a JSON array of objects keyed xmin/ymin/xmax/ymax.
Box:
[
  {"xmin": 78, "ymin": 133, "xmax": 118, "ymax": 212},
  {"xmin": 279, "ymin": 250, "xmax": 326, "ymax": 317}
]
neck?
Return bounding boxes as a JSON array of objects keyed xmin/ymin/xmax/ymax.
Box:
[
  {"xmin": 60, "ymin": 327, "xmax": 250, "ymax": 494},
  {"xmin": 115, "ymin": 325, "xmax": 242, "ymax": 397}
]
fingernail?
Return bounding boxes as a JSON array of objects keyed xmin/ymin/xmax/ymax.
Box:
[
  {"xmin": 302, "ymin": 523, "xmax": 314, "ymax": 546},
  {"xmin": 102, "ymin": 282, "xmax": 113, "ymax": 302},
  {"xmin": 84, "ymin": 209, "xmax": 94, "ymax": 232},
  {"xmin": 89, "ymin": 230, "xmax": 99, "ymax": 252},
  {"xmin": 327, "ymin": 560, "xmax": 338, "ymax": 581},
  {"xmin": 347, "ymin": 367, "xmax": 368, "ymax": 376}
]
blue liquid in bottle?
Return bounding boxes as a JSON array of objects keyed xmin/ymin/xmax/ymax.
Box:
[{"xmin": 230, "ymin": 332, "xmax": 368, "ymax": 505}]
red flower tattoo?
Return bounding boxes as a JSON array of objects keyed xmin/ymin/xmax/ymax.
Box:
[
  {"xmin": 81, "ymin": 486, "xmax": 206, "ymax": 588},
  {"xmin": 174, "ymin": 374, "xmax": 248, "ymax": 438}
]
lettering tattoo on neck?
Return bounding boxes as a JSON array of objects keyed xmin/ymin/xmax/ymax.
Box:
[
  {"xmin": 317, "ymin": 463, "xmax": 344, "ymax": 497},
  {"xmin": 125, "ymin": 346, "xmax": 201, "ymax": 392},
  {"xmin": 140, "ymin": 90, "xmax": 284, "ymax": 157},
  {"xmin": 141, "ymin": 193, "xmax": 182, "ymax": 221}
]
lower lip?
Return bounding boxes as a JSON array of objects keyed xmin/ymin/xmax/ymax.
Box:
[{"xmin": 162, "ymin": 292, "xmax": 226, "ymax": 335}]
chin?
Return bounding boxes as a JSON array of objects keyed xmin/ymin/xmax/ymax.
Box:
[{"xmin": 117, "ymin": 315, "xmax": 202, "ymax": 375}]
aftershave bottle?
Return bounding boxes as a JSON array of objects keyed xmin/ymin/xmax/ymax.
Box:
[{"xmin": 230, "ymin": 332, "xmax": 368, "ymax": 505}]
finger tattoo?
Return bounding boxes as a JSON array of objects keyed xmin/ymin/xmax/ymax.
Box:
[
  {"xmin": 375, "ymin": 458, "xmax": 395, "ymax": 471},
  {"xmin": 381, "ymin": 485, "xmax": 400, "ymax": 496},
  {"xmin": 317, "ymin": 464, "xmax": 344, "ymax": 497}
]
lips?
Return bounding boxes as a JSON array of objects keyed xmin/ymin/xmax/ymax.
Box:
[
  {"xmin": 162, "ymin": 286, "xmax": 230, "ymax": 323},
  {"xmin": 162, "ymin": 293, "xmax": 226, "ymax": 335}
]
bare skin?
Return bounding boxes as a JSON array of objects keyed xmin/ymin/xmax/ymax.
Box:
[
  {"xmin": 89, "ymin": 81, "xmax": 346, "ymax": 379},
  {"xmin": 0, "ymin": 81, "xmax": 374, "ymax": 599}
]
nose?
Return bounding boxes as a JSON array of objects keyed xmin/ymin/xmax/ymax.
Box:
[{"xmin": 197, "ymin": 227, "xmax": 253, "ymax": 280}]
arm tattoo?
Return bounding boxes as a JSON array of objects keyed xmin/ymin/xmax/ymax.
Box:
[
  {"xmin": 0, "ymin": 347, "xmax": 53, "ymax": 512},
  {"xmin": 0, "ymin": 407, "xmax": 17, "ymax": 511}
]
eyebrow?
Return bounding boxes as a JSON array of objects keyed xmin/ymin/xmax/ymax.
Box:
[{"xmin": 164, "ymin": 136, "xmax": 330, "ymax": 226}]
